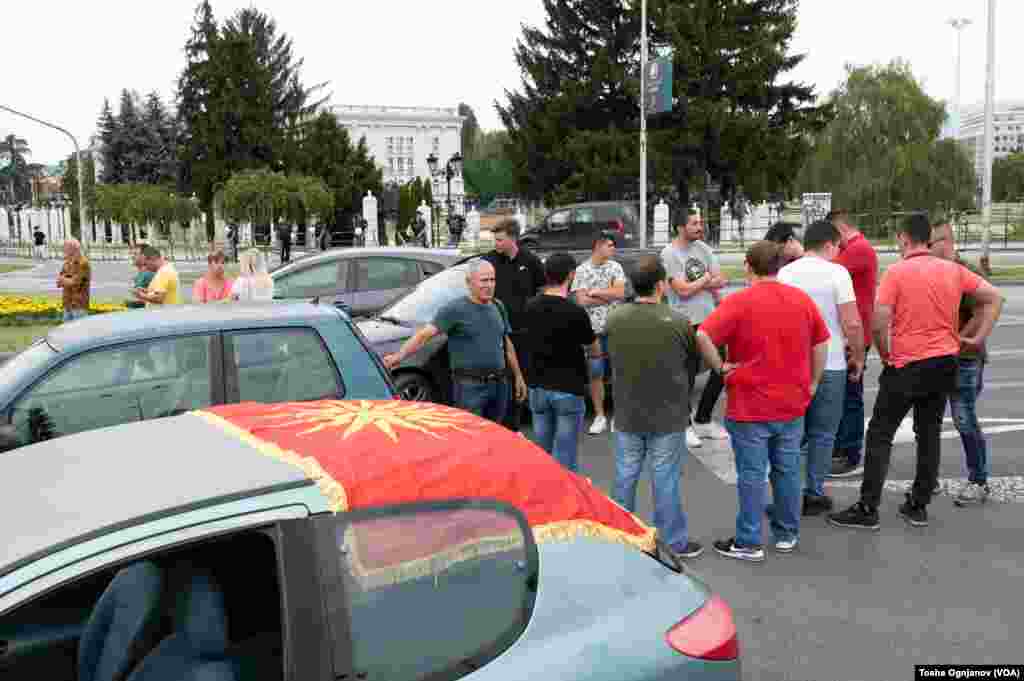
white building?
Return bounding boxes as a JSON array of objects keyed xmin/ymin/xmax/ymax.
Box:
[
  {"xmin": 958, "ymin": 100, "xmax": 1024, "ymax": 178},
  {"xmin": 331, "ymin": 105, "xmax": 466, "ymax": 213}
]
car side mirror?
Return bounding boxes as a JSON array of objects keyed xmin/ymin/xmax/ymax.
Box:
[{"xmin": 334, "ymin": 300, "xmax": 353, "ymax": 317}]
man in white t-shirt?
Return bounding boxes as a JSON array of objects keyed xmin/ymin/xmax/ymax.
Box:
[
  {"xmin": 571, "ymin": 232, "xmax": 626, "ymax": 434},
  {"xmin": 778, "ymin": 220, "xmax": 865, "ymax": 515}
]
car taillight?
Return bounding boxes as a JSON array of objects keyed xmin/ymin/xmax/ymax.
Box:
[
  {"xmin": 665, "ymin": 593, "xmax": 739, "ymax": 661},
  {"xmin": 613, "ymin": 218, "xmax": 625, "ymax": 234}
]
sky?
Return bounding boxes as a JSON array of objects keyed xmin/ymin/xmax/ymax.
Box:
[{"xmin": 3, "ymin": 0, "xmax": 1023, "ymax": 166}]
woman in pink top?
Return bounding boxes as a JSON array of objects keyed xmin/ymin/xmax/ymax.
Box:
[{"xmin": 192, "ymin": 250, "xmax": 234, "ymax": 303}]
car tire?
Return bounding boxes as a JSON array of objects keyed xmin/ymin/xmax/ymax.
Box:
[{"xmin": 393, "ymin": 372, "xmax": 439, "ymax": 403}]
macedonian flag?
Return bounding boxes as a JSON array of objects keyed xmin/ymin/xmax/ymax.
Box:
[{"xmin": 193, "ymin": 400, "xmax": 657, "ymax": 558}]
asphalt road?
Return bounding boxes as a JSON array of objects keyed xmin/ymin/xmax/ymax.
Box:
[{"xmin": 546, "ymin": 286, "xmax": 1024, "ymax": 680}]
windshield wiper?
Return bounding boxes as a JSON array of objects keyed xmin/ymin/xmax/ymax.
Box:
[{"xmin": 375, "ymin": 315, "xmax": 410, "ymax": 326}]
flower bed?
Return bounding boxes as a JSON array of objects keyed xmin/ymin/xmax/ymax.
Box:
[{"xmin": 0, "ymin": 295, "xmax": 127, "ymax": 326}]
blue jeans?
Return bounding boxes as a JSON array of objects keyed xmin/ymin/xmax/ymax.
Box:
[
  {"xmin": 588, "ymin": 334, "xmax": 610, "ymax": 379},
  {"xmin": 612, "ymin": 431, "xmax": 689, "ymax": 549},
  {"xmin": 726, "ymin": 417, "xmax": 803, "ymax": 547},
  {"xmin": 63, "ymin": 308, "xmax": 88, "ymax": 322},
  {"xmin": 453, "ymin": 380, "xmax": 510, "ymax": 425},
  {"xmin": 835, "ymin": 362, "xmax": 866, "ymax": 465},
  {"xmin": 529, "ymin": 388, "xmax": 585, "ymax": 472},
  {"xmin": 804, "ymin": 370, "xmax": 847, "ymax": 496},
  {"xmin": 950, "ymin": 359, "xmax": 988, "ymax": 484}
]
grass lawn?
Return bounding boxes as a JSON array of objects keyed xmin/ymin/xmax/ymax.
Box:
[{"xmin": 0, "ymin": 265, "xmax": 30, "ymax": 275}]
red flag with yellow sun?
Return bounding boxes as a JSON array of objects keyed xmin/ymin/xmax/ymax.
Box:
[{"xmin": 194, "ymin": 400, "xmax": 656, "ymax": 554}]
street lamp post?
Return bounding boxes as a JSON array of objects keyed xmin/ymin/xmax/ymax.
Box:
[
  {"xmin": 426, "ymin": 152, "xmax": 463, "ymax": 247},
  {"xmin": 948, "ymin": 18, "xmax": 972, "ymax": 139},
  {"xmin": 980, "ymin": 0, "xmax": 996, "ymax": 274},
  {"xmin": 0, "ymin": 103, "xmax": 88, "ymax": 247}
]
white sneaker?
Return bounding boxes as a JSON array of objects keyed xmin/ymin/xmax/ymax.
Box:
[
  {"xmin": 588, "ymin": 415, "xmax": 608, "ymax": 435},
  {"xmin": 693, "ymin": 421, "xmax": 729, "ymax": 440},
  {"xmin": 686, "ymin": 428, "xmax": 702, "ymax": 449},
  {"xmin": 775, "ymin": 537, "xmax": 798, "ymax": 553}
]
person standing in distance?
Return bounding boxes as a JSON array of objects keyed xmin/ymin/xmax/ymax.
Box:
[
  {"xmin": 778, "ymin": 220, "xmax": 865, "ymax": 515},
  {"xmin": 828, "ymin": 213, "xmax": 1003, "ymax": 531},
  {"xmin": 827, "ymin": 208, "xmax": 879, "ymax": 478},
  {"xmin": 571, "ymin": 231, "xmax": 626, "ymax": 435},
  {"xmin": 56, "ymin": 238, "xmax": 91, "ymax": 322},
  {"xmin": 661, "ymin": 209, "xmax": 729, "ymax": 449},
  {"xmin": 522, "ymin": 253, "xmax": 596, "ymax": 471},
  {"xmin": 697, "ymin": 241, "xmax": 830, "ymax": 561},
  {"xmin": 483, "ymin": 219, "xmax": 545, "ymax": 430},
  {"xmin": 382, "ymin": 259, "xmax": 528, "ymax": 423},
  {"xmin": 133, "ymin": 245, "xmax": 180, "ymax": 307},
  {"xmin": 930, "ymin": 218, "xmax": 1004, "ymax": 506},
  {"xmin": 607, "ymin": 255, "xmax": 705, "ymax": 562}
]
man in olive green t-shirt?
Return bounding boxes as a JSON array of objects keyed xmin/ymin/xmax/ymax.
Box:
[{"xmin": 605, "ymin": 256, "xmax": 703, "ymax": 561}]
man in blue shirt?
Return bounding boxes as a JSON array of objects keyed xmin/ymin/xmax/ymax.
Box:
[{"xmin": 382, "ymin": 259, "xmax": 528, "ymax": 423}]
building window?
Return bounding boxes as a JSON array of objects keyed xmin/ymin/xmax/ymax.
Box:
[
  {"xmin": 433, "ymin": 137, "xmax": 440, "ymax": 153},
  {"xmin": 387, "ymin": 137, "xmax": 394, "ymax": 154},
  {"xmin": 407, "ymin": 136, "xmax": 413, "ymax": 147},
  {"xmin": 407, "ymin": 157, "xmax": 415, "ymax": 174}
]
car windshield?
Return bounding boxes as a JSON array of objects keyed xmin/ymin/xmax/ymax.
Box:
[
  {"xmin": 0, "ymin": 340, "xmax": 56, "ymax": 397},
  {"xmin": 383, "ymin": 262, "xmax": 471, "ymax": 325}
]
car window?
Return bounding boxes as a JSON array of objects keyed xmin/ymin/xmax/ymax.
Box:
[
  {"xmin": 384, "ymin": 263, "xmax": 470, "ymax": 325},
  {"xmin": 355, "ymin": 258, "xmax": 420, "ymax": 291},
  {"xmin": 574, "ymin": 207, "xmax": 595, "ymax": 224},
  {"xmin": 319, "ymin": 503, "xmax": 537, "ymax": 681},
  {"xmin": 275, "ymin": 261, "xmax": 340, "ymax": 298},
  {"xmin": 10, "ymin": 336, "xmax": 214, "ymax": 445},
  {"xmin": 0, "ymin": 340, "xmax": 55, "ymax": 397},
  {"xmin": 547, "ymin": 210, "xmax": 571, "ymax": 231},
  {"xmin": 229, "ymin": 328, "xmax": 343, "ymax": 403}
]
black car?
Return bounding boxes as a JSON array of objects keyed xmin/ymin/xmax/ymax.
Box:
[
  {"xmin": 271, "ymin": 247, "xmax": 462, "ymax": 319},
  {"xmin": 519, "ymin": 202, "xmax": 641, "ymax": 251}
]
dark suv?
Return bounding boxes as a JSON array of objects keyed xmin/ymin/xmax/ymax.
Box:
[{"xmin": 519, "ymin": 201, "xmax": 640, "ymax": 251}]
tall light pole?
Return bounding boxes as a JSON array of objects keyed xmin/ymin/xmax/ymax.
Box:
[
  {"xmin": 0, "ymin": 103, "xmax": 88, "ymax": 246},
  {"xmin": 639, "ymin": 0, "xmax": 648, "ymax": 249},
  {"xmin": 948, "ymin": 18, "xmax": 972, "ymax": 139},
  {"xmin": 980, "ymin": 0, "xmax": 996, "ymax": 273}
]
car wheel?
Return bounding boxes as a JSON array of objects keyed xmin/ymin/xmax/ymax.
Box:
[{"xmin": 393, "ymin": 372, "xmax": 439, "ymax": 403}]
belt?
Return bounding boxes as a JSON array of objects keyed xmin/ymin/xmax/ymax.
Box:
[{"xmin": 452, "ymin": 368, "xmax": 507, "ymax": 383}]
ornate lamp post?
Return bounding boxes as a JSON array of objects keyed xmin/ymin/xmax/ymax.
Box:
[{"xmin": 426, "ymin": 152, "xmax": 463, "ymax": 247}]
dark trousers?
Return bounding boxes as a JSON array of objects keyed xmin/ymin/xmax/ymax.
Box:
[
  {"xmin": 835, "ymin": 345, "xmax": 871, "ymax": 465},
  {"xmin": 501, "ymin": 333, "xmax": 529, "ymax": 431},
  {"xmin": 280, "ymin": 239, "xmax": 291, "ymax": 263},
  {"xmin": 691, "ymin": 346, "xmax": 725, "ymax": 423},
  {"xmin": 860, "ymin": 355, "xmax": 958, "ymax": 508}
]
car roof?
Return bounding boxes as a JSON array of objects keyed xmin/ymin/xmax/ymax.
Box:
[
  {"xmin": 45, "ymin": 302, "xmax": 342, "ymax": 354},
  {"xmin": 0, "ymin": 415, "xmax": 312, "ymax": 578},
  {"xmin": 272, "ymin": 247, "xmax": 461, "ymax": 275}
]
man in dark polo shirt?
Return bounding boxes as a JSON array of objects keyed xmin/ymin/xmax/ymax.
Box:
[{"xmin": 483, "ymin": 218, "xmax": 545, "ymax": 430}]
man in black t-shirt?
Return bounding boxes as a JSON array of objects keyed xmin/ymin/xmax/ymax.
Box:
[
  {"xmin": 483, "ymin": 218, "xmax": 545, "ymax": 430},
  {"xmin": 522, "ymin": 253, "xmax": 597, "ymax": 472}
]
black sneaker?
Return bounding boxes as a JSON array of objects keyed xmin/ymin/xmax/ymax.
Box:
[
  {"xmin": 828, "ymin": 501, "xmax": 880, "ymax": 530},
  {"xmin": 803, "ymin": 493, "xmax": 834, "ymax": 516},
  {"xmin": 669, "ymin": 541, "xmax": 705, "ymax": 560},
  {"xmin": 899, "ymin": 497, "xmax": 929, "ymax": 527},
  {"xmin": 827, "ymin": 460, "xmax": 865, "ymax": 478},
  {"xmin": 713, "ymin": 537, "xmax": 765, "ymax": 562}
]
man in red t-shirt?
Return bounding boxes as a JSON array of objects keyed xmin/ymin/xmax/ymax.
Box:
[
  {"xmin": 828, "ymin": 209, "xmax": 878, "ymax": 478},
  {"xmin": 829, "ymin": 213, "xmax": 1002, "ymax": 531},
  {"xmin": 697, "ymin": 241, "xmax": 830, "ymax": 562}
]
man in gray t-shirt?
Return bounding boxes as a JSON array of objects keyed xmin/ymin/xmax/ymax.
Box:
[
  {"xmin": 660, "ymin": 210, "xmax": 730, "ymax": 446},
  {"xmin": 382, "ymin": 260, "xmax": 528, "ymax": 423}
]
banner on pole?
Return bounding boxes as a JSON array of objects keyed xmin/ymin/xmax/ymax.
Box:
[{"xmin": 645, "ymin": 56, "xmax": 673, "ymax": 115}]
